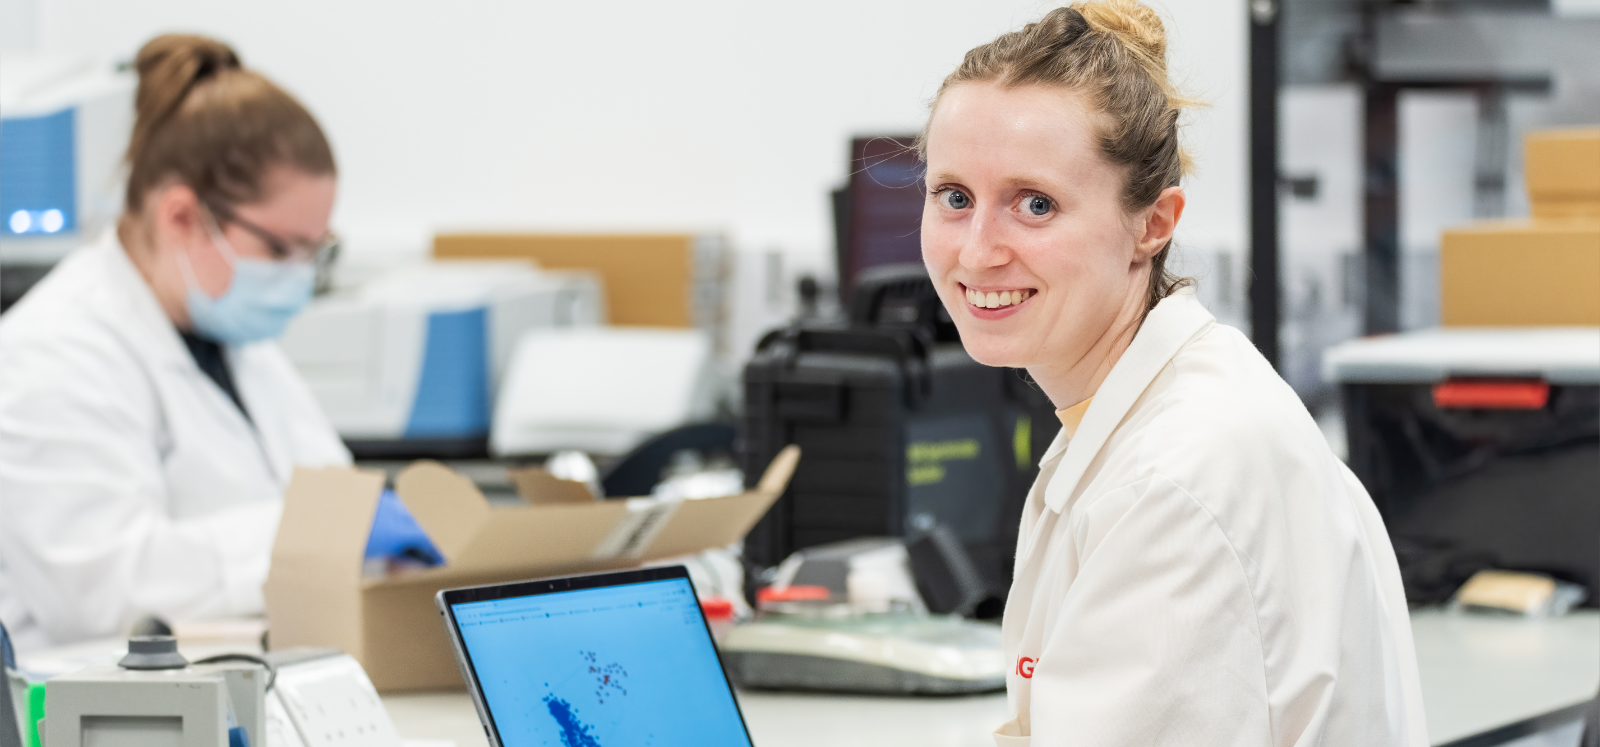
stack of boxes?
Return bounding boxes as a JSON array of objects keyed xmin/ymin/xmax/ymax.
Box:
[{"xmin": 1440, "ymin": 127, "xmax": 1600, "ymax": 327}]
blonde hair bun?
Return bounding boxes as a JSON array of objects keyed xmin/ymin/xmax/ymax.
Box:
[
  {"xmin": 121, "ymin": 33, "xmax": 333, "ymax": 215},
  {"xmin": 1073, "ymin": 0, "xmax": 1169, "ymax": 71},
  {"xmin": 129, "ymin": 35, "xmax": 242, "ymax": 158}
]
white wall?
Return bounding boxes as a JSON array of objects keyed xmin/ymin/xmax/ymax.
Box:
[
  {"xmin": 16, "ymin": 0, "xmax": 1245, "ymax": 274},
  {"xmin": 0, "ymin": 0, "xmax": 37, "ymax": 55}
]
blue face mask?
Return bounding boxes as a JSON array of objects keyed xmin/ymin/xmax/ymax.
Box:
[{"xmin": 178, "ymin": 215, "xmax": 314, "ymax": 344}]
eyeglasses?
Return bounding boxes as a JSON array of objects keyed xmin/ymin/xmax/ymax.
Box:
[{"xmin": 203, "ymin": 200, "xmax": 340, "ymax": 265}]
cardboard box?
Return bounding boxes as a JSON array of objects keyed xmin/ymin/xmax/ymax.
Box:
[
  {"xmin": 1525, "ymin": 128, "xmax": 1600, "ymax": 220},
  {"xmin": 1440, "ymin": 220, "xmax": 1600, "ymax": 326},
  {"xmin": 1525, "ymin": 127, "xmax": 1600, "ymax": 200},
  {"xmin": 264, "ymin": 446, "xmax": 799, "ymax": 692},
  {"xmin": 433, "ymin": 233, "xmax": 725, "ymax": 329}
]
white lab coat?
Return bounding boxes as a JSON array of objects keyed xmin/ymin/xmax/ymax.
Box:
[
  {"xmin": 0, "ymin": 232, "xmax": 349, "ymax": 651},
  {"xmin": 994, "ymin": 292, "xmax": 1427, "ymax": 747}
]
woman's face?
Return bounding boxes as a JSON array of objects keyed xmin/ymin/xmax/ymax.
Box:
[
  {"xmin": 181, "ymin": 167, "xmax": 337, "ymax": 299},
  {"xmin": 921, "ymin": 82, "xmax": 1154, "ymax": 374}
]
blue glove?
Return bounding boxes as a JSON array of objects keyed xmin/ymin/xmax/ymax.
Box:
[{"xmin": 364, "ymin": 489, "xmax": 445, "ymax": 567}]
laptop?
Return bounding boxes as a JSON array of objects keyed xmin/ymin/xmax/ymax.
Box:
[{"xmin": 437, "ymin": 565, "xmax": 755, "ymax": 747}]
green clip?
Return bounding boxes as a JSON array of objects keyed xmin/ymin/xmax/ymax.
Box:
[
  {"xmin": 1014, "ymin": 415, "xmax": 1032, "ymax": 471},
  {"xmin": 25, "ymin": 683, "xmax": 41, "ymax": 747}
]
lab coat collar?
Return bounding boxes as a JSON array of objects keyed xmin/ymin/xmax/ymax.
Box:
[
  {"xmin": 93, "ymin": 230, "xmax": 271, "ymax": 464},
  {"xmin": 93, "ymin": 230, "xmax": 196, "ymax": 374},
  {"xmin": 1041, "ymin": 291, "xmax": 1215, "ymax": 514}
]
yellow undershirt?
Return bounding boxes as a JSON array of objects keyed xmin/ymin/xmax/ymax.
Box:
[{"xmin": 1056, "ymin": 398, "xmax": 1093, "ymax": 439}]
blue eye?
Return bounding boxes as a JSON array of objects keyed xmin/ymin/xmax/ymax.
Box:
[
  {"xmin": 1025, "ymin": 195, "xmax": 1052, "ymax": 216},
  {"xmin": 939, "ymin": 189, "xmax": 972, "ymax": 210}
]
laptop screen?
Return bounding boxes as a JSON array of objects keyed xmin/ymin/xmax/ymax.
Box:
[{"xmin": 449, "ymin": 575, "xmax": 753, "ymax": 747}]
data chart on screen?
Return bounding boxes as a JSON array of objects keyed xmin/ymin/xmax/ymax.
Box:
[{"xmin": 452, "ymin": 578, "xmax": 751, "ymax": 747}]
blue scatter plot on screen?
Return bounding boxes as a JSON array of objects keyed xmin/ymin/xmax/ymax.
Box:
[
  {"xmin": 544, "ymin": 695, "xmax": 602, "ymax": 747},
  {"xmin": 453, "ymin": 578, "xmax": 749, "ymax": 746}
]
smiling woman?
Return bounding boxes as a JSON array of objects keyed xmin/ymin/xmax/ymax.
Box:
[
  {"xmin": 916, "ymin": 3, "xmax": 1430, "ymax": 747},
  {"xmin": 919, "ymin": 1, "xmax": 1197, "ymax": 408}
]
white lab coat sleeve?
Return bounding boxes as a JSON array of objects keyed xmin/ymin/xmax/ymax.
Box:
[
  {"xmin": 0, "ymin": 333, "xmax": 282, "ymax": 644},
  {"xmin": 1029, "ymin": 473, "xmax": 1273, "ymax": 746}
]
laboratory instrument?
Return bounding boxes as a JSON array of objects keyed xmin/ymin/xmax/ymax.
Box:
[
  {"xmin": 0, "ymin": 55, "xmax": 134, "ymax": 308},
  {"xmin": 491, "ymin": 326, "xmax": 719, "ymax": 455},
  {"xmin": 40, "ymin": 637, "xmax": 399, "ymax": 747},
  {"xmin": 42, "ymin": 636, "xmax": 265, "ymax": 747},
  {"xmin": 719, "ymin": 535, "xmax": 1005, "ymax": 695},
  {"xmin": 720, "ymin": 613, "xmax": 1006, "ymax": 695},
  {"xmin": 277, "ymin": 260, "xmax": 603, "ymax": 456}
]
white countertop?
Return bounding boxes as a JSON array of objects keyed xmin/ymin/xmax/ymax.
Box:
[
  {"xmin": 386, "ymin": 689, "xmax": 1009, "ymax": 747},
  {"xmin": 1321, "ymin": 326, "xmax": 1600, "ymax": 384},
  {"xmin": 381, "ymin": 610, "xmax": 1600, "ymax": 747},
  {"xmin": 1413, "ymin": 609, "xmax": 1598, "ymax": 744},
  {"xmin": 18, "ymin": 609, "xmax": 1594, "ymax": 745}
]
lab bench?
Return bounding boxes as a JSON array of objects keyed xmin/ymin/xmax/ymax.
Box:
[
  {"xmin": 17, "ymin": 610, "xmax": 1595, "ymax": 746},
  {"xmin": 381, "ymin": 610, "xmax": 1599, "ymax": 747}
]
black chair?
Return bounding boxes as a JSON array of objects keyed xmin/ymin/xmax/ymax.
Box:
[{"xmin": 600, "ymin": 423, "xmax": 736, "ymax": 498}]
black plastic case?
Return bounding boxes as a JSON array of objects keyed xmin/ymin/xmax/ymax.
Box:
[
  {"xmin": 739, "ymin": 265, "xmax": 1060, "ymax": 600},
  {"xmin": 1344, "ymin": 381, "xmax": 1599, "ymax": 605}
]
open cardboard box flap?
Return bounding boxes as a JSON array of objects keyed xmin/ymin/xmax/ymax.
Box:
[
  {"xmin": 506, "ymin": 467, "xmax": 598, "ymax": 505},
  {"xmin": 265, "ymin": 445, "xmax": 799, "ymax": 691}
]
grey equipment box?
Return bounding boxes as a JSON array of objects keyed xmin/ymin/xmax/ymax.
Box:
[
  {"xmin": 43, "ymin": 661, "xmax": 265, "ymax": 747},
  {"xmin": 1323, "ymin": 327, "xmax": 1600, "ymax": 606}
]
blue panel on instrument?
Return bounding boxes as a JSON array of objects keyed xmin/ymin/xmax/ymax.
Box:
[
  {"xmin": 404, "ymin": 307, "xmax": 491, "ymax": 438},
  {"xmin": 0, "ymin": 108, "xmax": 77, "ymax": 236}
]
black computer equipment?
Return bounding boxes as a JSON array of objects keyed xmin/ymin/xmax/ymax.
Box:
[{"xmin": 739, "ymin": 264, "xmax": 1060, "ymax": 607}]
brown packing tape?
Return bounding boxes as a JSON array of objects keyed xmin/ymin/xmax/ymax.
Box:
[
  {"xmin": 264, "ymin": 467, "xmax": 388, "ymax": 660},
  {"xmin": 433, "ymin": 233, "xmax": 698, "ymax": 327}
]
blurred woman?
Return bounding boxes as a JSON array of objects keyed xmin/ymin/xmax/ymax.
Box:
[
  {"xmin": 0, "ymin": 35, "xmax": 349, "ymax": 650},
  {"xmin": 918, "ymin": 3, "xmax": 1428, "ymax": 744}
]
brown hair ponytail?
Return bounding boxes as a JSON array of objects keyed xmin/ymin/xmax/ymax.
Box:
[
  {"xmin": 922, "ymin": 0, "xmax": 1199, "ymax": 312},
  {"xmin": 124, "ymin": 34, "xmax": 334, "ymax": 214}
]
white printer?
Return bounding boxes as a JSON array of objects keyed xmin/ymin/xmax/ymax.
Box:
[
  {"xmin": 279, "ymin": 260, "xmax": 603, "ymax": 454},
  {"xmin": 491, "ymin": 327, "xmax": 720, "ymax": 456}
]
